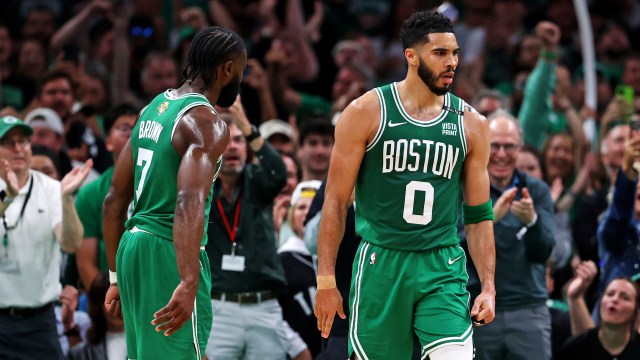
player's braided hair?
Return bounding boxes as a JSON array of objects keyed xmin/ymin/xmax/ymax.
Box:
[
  {"xmin": 181, "ymin": 26, "xmax": 245, "ymax": 90},
  {"xmin": 400, "ymin": 11, "xmax": 454, "ymax": 50}
]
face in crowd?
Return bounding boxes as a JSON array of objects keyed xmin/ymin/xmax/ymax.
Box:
[
  {"xmin": 220, "ymin": 122, "xmax": 247, "ymax": 176},
  {"xmin": 488, "ymin": 116, "xmax": 522, "ymax": 186}
]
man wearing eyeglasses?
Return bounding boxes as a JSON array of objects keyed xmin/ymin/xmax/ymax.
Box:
[
  {"xmin": 461, "ymin": 110, "xmax": 556, "ymax": 360},
  {"xmin": 0, "ymin": 116, "xmax": 92, "ymax": 359}
]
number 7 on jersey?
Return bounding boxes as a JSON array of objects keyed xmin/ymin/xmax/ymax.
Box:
[{"xmin": 135, "ymin": 148, "xmax": 154, "ymax": 200}]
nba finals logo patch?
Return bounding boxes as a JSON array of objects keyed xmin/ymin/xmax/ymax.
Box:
[
  {"xmin": 369, "ymin": 252, "xmax": 376, "ymax": 265},
  {"xmin": 158, "ymin": 102, "xmax": 169, "ymax": 115}
]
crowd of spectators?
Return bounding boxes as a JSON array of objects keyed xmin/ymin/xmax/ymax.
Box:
[{"xmin": 1, "ymin": 0, "xmax": 640, "ymax": 359}]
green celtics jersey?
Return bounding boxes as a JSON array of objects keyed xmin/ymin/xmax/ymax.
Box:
[
  {"xmin": 355, "ymin": 83, "xmax": 468, "ymax": 251},
  {"xmin": 125, "ymin": 90, "xmax": 222, "ymax": 246}
]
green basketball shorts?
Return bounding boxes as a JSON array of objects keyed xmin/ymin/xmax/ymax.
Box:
[
  {"xmin": 348, "ymin": 241, "xmax": 472, "ymax": 360},
  {"xmin": 116, "ymin": 228, "xmax": 212, "ymax": 360}
]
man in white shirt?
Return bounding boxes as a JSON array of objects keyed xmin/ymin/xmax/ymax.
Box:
[{"xmin": 0, "ymin": 116, "xmax": 91, "ymax": 359}]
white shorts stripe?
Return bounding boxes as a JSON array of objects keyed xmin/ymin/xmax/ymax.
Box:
[
  {"xmin": 421, "ymin": 324, "xmax": 473, "ymax": 358},
  {"xmin": 192, "ymin": 296, "xmax": 200, "ymax": 359},
  {"xmin": 349, "ymin": 242, "xmax": 371, "ymax": 360}
]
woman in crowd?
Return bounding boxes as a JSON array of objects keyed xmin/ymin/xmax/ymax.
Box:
[{"xmin": 560, "ymin": 272, "xmax": 640, "ymax": 359}]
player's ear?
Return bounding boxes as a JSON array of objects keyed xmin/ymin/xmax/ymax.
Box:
[
  {"xmin": 405, "ymin": 48, "xmax": 418, "ymax": 67},
  {"xmin": 221, "ymin": 60, "xmax": 234, "ymax": 80}
]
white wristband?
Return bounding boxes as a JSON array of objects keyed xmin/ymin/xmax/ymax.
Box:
[{"xmin": 109, "ymin": 270, "xmax": 117, "ymax": 285}]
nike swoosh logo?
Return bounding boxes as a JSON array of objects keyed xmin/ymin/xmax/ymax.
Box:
[
  {"xmin": 448, "ymin": 255, "xmax": 462, "ymax": 265},
  {"xmin": 388, "ymin": 121, "xmax": 408, "ymax": 127}
]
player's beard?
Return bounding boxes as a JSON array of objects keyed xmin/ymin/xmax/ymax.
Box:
[
  {"xmin": 217, "ymin": 75, "xmax": 241, "ymax": 107},
  {"xmin": 417, "ymin": 56, "xmax": 452, "ymax": 96}
]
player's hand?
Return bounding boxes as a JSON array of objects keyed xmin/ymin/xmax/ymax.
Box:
[
  {"xmin": 511, "ymin": 188, "xmax": 536, "ymax": 224},
  {"xmin": 470, "ymin": 289, "xmax": 495, "ymax": 326},
  {"xmin": 314, "ymin": 287, "xmax": 346, "ymax": 338},
  {"xmin": 152, "ymin": 281, "xmax": 197, "ymax": 336},
  {"xmin": 104, "ymin": 284, "xmax": 122, "ymax": 319}
]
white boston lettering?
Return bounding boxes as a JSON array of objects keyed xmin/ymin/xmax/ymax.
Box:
[
  {"xmin": 382, "ymin": 140, "xmax": 395, "ymax": 173},
  {"xmin": 380, "ymin": 139, "xmax": 460, "ymax": 180},
  {"xmin": 431, "ymin": 143, "xmax": 446, "ymax": 176},
  {"xmin": 407, "ymin": 139, "xmax": 421, "ymax": 171},
  {"xmin": 394, "ymin": 139, "xmax": 408, "ymax": 172}
]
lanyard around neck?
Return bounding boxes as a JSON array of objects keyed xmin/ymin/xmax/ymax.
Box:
[
  {"xmin": 2, "ymin": 175, "xmax": 34, "ymax": 256},
  {"xmin": 215, "ymin": 192, "xmax": 242, "ymax": 243}
]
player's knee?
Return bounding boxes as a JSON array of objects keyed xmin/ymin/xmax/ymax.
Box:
[{"xmin": 427, "ymin": 337, "xmax": 474, "ymax": 360}]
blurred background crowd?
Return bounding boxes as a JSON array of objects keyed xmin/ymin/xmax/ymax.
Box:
[{"xmin": 1, "ymin": 0, "xmax": 640, "ymax": 359}]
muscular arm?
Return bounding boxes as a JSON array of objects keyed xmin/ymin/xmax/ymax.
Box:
[
  {"xmin": 315, "ymin": 91, "xmax": 378, "ymax": 338},
  {"xmin": 103, "ymin": 142, "xmax": 134, "ymax": 272},
  {"xmin": 171, "ymin": 107, "xmax": 229, "ymax": 290},
  {"xmin": 462, "ymin": 111, "xmax": 496, "ymax": 307},
  {"xmin": 317, "ymin": 92, "xmax": 378, "ymax": 277}
]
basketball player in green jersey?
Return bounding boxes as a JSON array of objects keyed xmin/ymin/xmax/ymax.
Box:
[
  {"xmin": 102, "ymin": 26, "xmax": 246, "ymax": 359},
  {"xmin": 315, "ymin": 11, "xmax": 496, "ymax": 360}
]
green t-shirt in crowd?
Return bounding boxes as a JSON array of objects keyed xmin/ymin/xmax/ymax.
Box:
[{"xmin": 75, "ymin": 167, "xmax": 114, "ymax": 272}]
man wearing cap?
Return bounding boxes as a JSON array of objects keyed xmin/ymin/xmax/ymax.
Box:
[
  {"xmin": 0, "ymin": 116, "xmax": 92, "ymax": 359},
  {"xmin": 25, "ymin": 106, "xmax": 73, "ymax": 177},
  {"xmin": 259, "ymin": 119, "xmax": 296, "ymax": 154}
]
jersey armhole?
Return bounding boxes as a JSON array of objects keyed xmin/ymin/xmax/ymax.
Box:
[
  {"xmin": 138, "ymin": 105, "xmax": 148, "ymax": 119},
  {"xmin": 366, "ymin": 88, "xmax": 386, "ymax": 152},
  {"xmin": 170, "ymin": 102, "xmax": 216, "ymax": 141},
  {"xmin": 458, "ymin": 100, "xmax": 468, "ymax": 157}
]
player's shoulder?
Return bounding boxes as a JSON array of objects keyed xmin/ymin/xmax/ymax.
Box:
[
  {"xmin": 336, "ymin": 90, "xmax": 380, "ymax": 130},
  {"xmin": 462, "ymin": 103, "xmax": 487, "ymax": 127},
  {"xmin": 462, "ymin": 103, "xmax": 489, "ymax": 138},
  {"xmin": 174, "ymin": 105, "xmax": 228, "ymax": 147},
  {"xmin": 343, "ymin": 89, "xmax": 380, "ymax": 118},
  {"xmin": 178, "ymin": 104, "xmax": 228, "ymax": 132}
]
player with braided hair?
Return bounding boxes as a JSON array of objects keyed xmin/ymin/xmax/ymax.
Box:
[{"xmin": 103, "ymin": 26, "xmax": 246, "ymax": 359}]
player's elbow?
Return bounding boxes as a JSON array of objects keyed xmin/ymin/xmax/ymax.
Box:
[
  {"xmin": 102, "ymin": 191, "xmax": 117, "ymax": 218},
  {"xmin": 102, "ymin": 189, "xmax": 129, "ymax": 220},
  {"xmin": 175, "ymin": 190, "xmax": 207, "ymax": 216}
]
